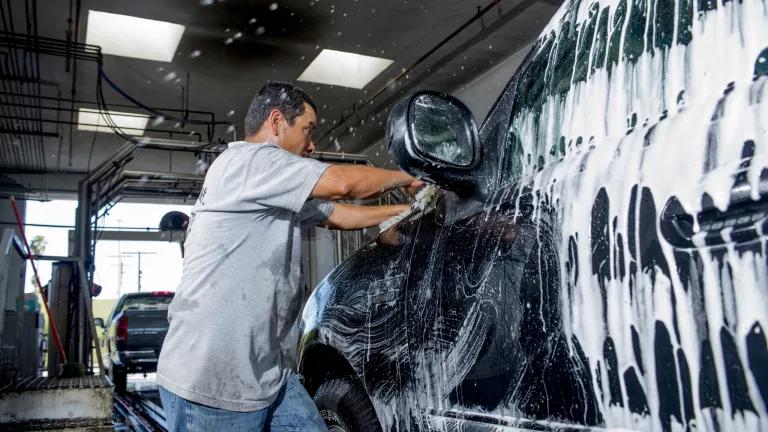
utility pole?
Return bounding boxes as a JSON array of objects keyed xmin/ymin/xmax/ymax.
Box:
[
  {"xmin": 108, "ymin": 255, "xmax": 130, "ymax": 297},
  {"xmin": 116, "ymin": 219, "xmax": 123, "ymax": 296},
  {"xmin": 120, "ymin": 252, "xmax": 157, "ymax": 292}
]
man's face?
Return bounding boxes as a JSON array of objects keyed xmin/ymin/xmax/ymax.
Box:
[{"xmin": 278, "ymin": 102, "xmax": 317, "ymax": 157}]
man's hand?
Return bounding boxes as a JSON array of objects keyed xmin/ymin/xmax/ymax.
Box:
[{"xmin": 404, "ymin": 178, "xmax": 426, "ymax": 197}]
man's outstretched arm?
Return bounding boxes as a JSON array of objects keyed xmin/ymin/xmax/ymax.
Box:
[
  {"xmin": 321, "ymin": 203, "xmax": 410, "ymax": 230},
  {"xmin": 312, "ymin": 165, "xmax": 422, "ymax": 201}
]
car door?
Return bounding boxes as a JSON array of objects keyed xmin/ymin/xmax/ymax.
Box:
[{"xmin": 402, "ymin": 184, "xmax": 604, "ymax": 430}]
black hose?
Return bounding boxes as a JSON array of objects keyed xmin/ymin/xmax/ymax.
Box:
[{"xmin": 98, "ymin": 66, "xmax": 230, "ymax": 127}]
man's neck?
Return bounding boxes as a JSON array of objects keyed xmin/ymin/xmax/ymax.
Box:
[{"xmin": 244, "ymin": 133, "xmax": 276, "ymax": 145}]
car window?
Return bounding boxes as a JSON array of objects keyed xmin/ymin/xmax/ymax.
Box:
[
  {"xmin": 499, "ymin": 0, "xmax": 683, "ymax": 184},
  {"xmin": 117, "ymin": 295, "xmax": 174, "ymax": 313}
]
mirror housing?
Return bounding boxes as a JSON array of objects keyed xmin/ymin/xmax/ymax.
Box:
[
  {"xmin": 94, "ymin": 317, "xmax": 105, "ymax": 328},
  {"xmin": 387, "ymin": 91, "xmax": 481, "ymax": 192}
]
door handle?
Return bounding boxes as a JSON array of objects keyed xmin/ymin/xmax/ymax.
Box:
[{"xmin": 660, "ymin": 165, "xmax": 768, "ymax": 248}]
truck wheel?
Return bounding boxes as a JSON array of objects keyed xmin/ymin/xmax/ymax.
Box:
[
  {"xmin": 110, "ymin": 366, "xmax": 127, "ymax": 395},
  {"xmin": 313, "ymin": 377, "xmax": 382, "ymax": 432}
]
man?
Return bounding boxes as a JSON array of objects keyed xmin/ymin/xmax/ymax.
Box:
[{"xmin": 156, "ymin": 81, "xmax": 421, "ymax": 431}]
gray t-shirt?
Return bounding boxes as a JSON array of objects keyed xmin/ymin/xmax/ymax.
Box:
[{"xmin": 157, "ymin": 141, "xmax": 332, "ymax": 412}]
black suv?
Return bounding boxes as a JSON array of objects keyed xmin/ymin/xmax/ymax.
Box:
[{"xmin": 299, "ymin": 0, "xmax": 768, "ymax": 430}]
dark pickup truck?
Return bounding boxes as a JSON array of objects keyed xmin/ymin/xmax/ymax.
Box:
[{"xmin": 96, "ymin": 291, "xmax": 174, "ymax": 394}]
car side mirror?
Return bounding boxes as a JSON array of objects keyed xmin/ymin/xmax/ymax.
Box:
[
  {"xmin": 94, "ymin": 318, "xmax": 105, "ymax": 328},
  {"xmin": 387, "ymin": 91, "xmax": 481, "ymax": 193}
]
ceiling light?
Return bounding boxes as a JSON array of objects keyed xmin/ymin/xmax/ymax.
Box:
[
  {"xmin": 77, "ymin": 108, "xmax": 149, "ymax": 135},
  {"xmin": 298, "ymin": 49, "xmax": 394, "ymax": 89},
  {"xmin": 85, "ymin": 10, "xmax": 185, "ymax": 62}
]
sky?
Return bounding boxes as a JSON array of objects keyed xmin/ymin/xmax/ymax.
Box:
[{"xmin": 23, "ymin": 200, "xmax": 192, "ymax": 299}]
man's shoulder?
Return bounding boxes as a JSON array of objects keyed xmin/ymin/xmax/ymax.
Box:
[{"xmin": 226, "ymin": 142, "xmax": 295, "ymax": 160}]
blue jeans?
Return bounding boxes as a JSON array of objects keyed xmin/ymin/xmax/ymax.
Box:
[{"xmin": 159, "ymin": 373, "xmax": 327, "ymax": 432}]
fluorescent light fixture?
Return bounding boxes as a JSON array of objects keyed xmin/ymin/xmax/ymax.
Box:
[
  {"xmin": 298, "ymin": 49, "xmax": 394, "ymax": 89},
  {"xmin": 77, "ymin": 108, "xmax": 149, "ymax": 135},
  {"xmin": 85, "ymin": 10, "xmax": 185, "ymax": 62}
]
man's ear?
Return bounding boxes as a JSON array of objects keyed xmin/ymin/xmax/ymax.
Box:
[{"xmin": 268, "ymin": 109, "xmax": 282, "ymax": 136}]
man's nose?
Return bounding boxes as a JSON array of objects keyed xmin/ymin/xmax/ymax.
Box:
[{"xmin": 306, "ymin": 140, "xmax": 316, "ymax": 154}]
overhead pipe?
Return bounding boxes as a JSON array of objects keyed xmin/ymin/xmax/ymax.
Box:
[
  {"xmin": 95, "ymin": 170, "xmax": 204, "ymax": 208},
  {"xmin": 120, "ymin": 170, "xmax": 205, "ymax": 182},
  {"xmin": 0, "ymin": 46, "xmax": 44, "ymax": 170},
  {"xmin": 0, "ymin": 113, "xmax": 204, "ymax": 140},
  {"xmin": 0, "ymin": 73, "xmax": 65, "ymax": 170},
  {"xmin": 0, "ymin": 90, "xmax": 225, "ymax": 123}
]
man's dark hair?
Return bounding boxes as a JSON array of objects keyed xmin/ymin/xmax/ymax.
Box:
[{"xmin": 244, "ymin": 81, "xmax": 317, "ymax": 136}]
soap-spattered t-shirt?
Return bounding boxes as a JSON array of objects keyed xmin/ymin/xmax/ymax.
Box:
[{"xmin": 157, "ymin": 141, "xmax": 332, "ymax": 412}]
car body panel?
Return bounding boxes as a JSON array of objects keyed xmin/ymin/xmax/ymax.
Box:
[{"xmin": 300, "ymin": 0, "xmax": 768, "ymax": 430}]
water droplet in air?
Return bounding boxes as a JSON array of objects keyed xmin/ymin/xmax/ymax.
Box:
[
  {"xmin": 249, "ymin": 17, "xmax": 257, "ymax": 24},
  {"xmin": 151, "ymin": 116, "xmax": 165, "ymax": 126},
  {"xmin": 189, "ymin": 50, "xmax": 202, "ymax": 58},
  {"xmin": 269, "ymin": 2, "xmax": 278, "ymax": 11},
  {"xmin": 224, "ymin": 37, "xmax": 234, "ymax": 45},
  {"xmin": 227, "ymin": 110, "xmax": 235, "ymax": 117},
  {"xmin": 227, "ymin": 125, "xmax": 236, "ymax": 133},
  {"xmin": 164, "ymin": 72, "xmax": 177, "ymax": 82},
  {"xmin": 199, "ymin": 0, "xmax": 214, "ymax": 5},
  {"xmin": 234, "ymin": 32, "xmax": 243, "ymax": 39},
  {"xmin": 256, "ymin": 26, "xmax": 266, "ymax": 35}
]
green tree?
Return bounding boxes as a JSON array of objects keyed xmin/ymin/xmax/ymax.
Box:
[
  {"xmin": 30, "ymin": 235, "xmax": 47, "ymax": 256},
  {"xmin": 29, "ymin": 235, "xmax": 47, "ymax": 288}
]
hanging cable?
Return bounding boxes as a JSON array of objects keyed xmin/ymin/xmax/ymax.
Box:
[{"xmin": 98, "ymin": 66, "xmax": 230, "ymax": 127}]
